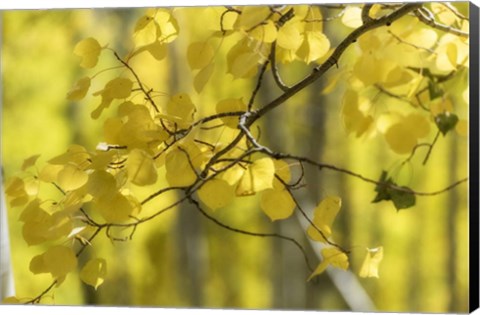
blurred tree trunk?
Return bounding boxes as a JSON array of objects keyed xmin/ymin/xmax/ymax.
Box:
[
  {"xmin": 0, "ymin": 14, "xmax": 16, "ymax": 300},
  {"xmin": 169, "ymin": 38, "xmax": 208, "ymax": 307}
]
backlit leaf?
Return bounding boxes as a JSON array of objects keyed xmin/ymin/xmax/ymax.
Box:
[
  {"xmin": 198, "ymin": 178, "xmax": 235, "ymax": 210},
  {"xmin": 74, "ymin": 38, "xmax": 102, "ymax": 68},
  {"xmin": 297, "ymin": 31, "xmax": 330, "ymax": 64},
  {"xmin": 236, "ymin": 158, "xmax": 275, "ymax": 196},
  {"xmin": 260, "ymin": 189, "xmax": 296, "ymax": 221},
  {"xmin": 165, "ymin": 147, "xmax": 198, "ymax": 187},
  {"xmin": 57, "ymin": 164, "xmax": 89, "ymax": 191},
  {"xmin": 277, "ymin": 20, "xmax": 303, "ymax": 51},
  {"xmin": 308, "ymin": 247, "xmax": 349, "ymax": 280},
  {"xmin": 235, "ymin": 6, "xmax": 271, "ymax": 30},
  {"xmin": 94, "ymin": 192, "xmax": 135, "ymax": 223},
  {"xmin": 30, "ymin": 245, "xmax": 77, "ymax": 280},
  {"xmin": 80, "ymin": 258, "xmax": 107, "ymax": 290},
  {"xmin": 127, "ymin": 149, "xmax": 157, "ymax": 186},
  {"xmin": 194, "ymin": 62, "xmax": 215, "ymax": 94},
  {"xmin": 359, "ymin": 247, "xmax": 384, "ymax": 278},
  {"xmin": 307, "ymin": 196, "xmax": 342, "ymax": 243},
  {"xmin": 249, "ymin": 20, "xmax": 277, "ymax": 43},
  {"xmin": 147, "ymin": 41, "xmax": 168, "ymax": 60},
  {"xmin": 187, "ymin": 41, "xmax": 215, "ymax": 70},
  {"xmin": 67, "ymin": 77, "xmax": 91, "ymax": 101},
  {"xmin": 341, "ymin": 6, "xmax": 362, "ymax": 28},
  {"xmin": 272, "ymin": 159, "xmax": 291, "ymax": 189},
  {"xmin": 230, "ymin": 52, "xmax": 263, "ymax": 79},
  {"xmin": 166, "ymin": 93, "xmax": 196, "ymax": 128}
]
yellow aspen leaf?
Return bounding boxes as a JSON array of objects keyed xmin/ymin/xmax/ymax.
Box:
[
  {"xmin": 236, "ymin": 158, "xmax": 275, "ymax": 196},
  {"xmin": 303, "ymin": 6, "xmax": 323, "ymax": 33},
  {"xmin": 341, "ymin": 89, "xmax": 374, "ymax": 137},
  {"xmin": 57, "ymin": 164, "xmax": 88, "ymax": 191},
  {"xmin": 456, "ymin": 119, "xmax": 468, "ymax": 137},
  {"xmin": 5, "ymin": 177, "xmax": 26, "ymax": 198},
  {"xmin": 307, "ymin": 196, "xmax": 342, "ymax": 243},
  {"xmin": 155, "ymin": 9, "xmax": 179, "ymax": 43},
  {"xmin": 94, "ymin": 77, "xmax": 133, "ymax": 100},
  {"xmin": 216, "ymin": 98, "xmax": 246, "ymax": 128},
  {"xmin": 446, "ymin": 42, "xmax": 458, "ymax": 69},
  {"xmin": 30, "ymin": 245, "xmax": 77, "ymax": 281},
  {"xmin": 118, "ymin": 106, "xmax": 168, "ymax": 149},
  {"xmin": 165, "ymin": 147, "xmax": 198, "ymax": 187},
  {"xmin": 221, "ymin": 163, "xmax": 246, "ymax": 186},
  {"xmin": 94, "ymin": 193, "xmax": 135, "ymax": 223},
  {"xmin": 384, "ymin": 122, "xmax": 417, "ymax": 154},
  {"xmin": 38, "ymin": 163, "xmax": 63, "ymax": 183},
  {"xmin": 272, "ymin": 159, "xmax": 291, "ymax": 189},
  {"xmin": 297, "ymin": 31, "xmax": 330, "ymax": 64},
  {"xmin": 308, "ymin": 247, "xmax": 349, "ymax": 281},
  {"xmin": 74, "ymin": 37, "xmax": 102, "ymax": 68},
  {"xmin": 67, "ymin": 77, "xmax": 91, "ymax": 101},
  {"xmin": 341, "ymin": 6, "xmax": 362, "ymax": 28},
  {"xmin": 134, "ymin": 15, "xmax": 155, "ymax": 33},
  {"xmin": 29, "ymin": 255, "xmax": 49, "ymax": 274},
  {"xmin": 86, "ymin": 170, "xmax": 117, "ymax": 198},
  {"xmin": 194, "ymin": 62, "xmax": 215, "ymax": 94},
  {"xmin": 404, "ymin": 29, "xmax": 438, "ymax": 49},
  {"xmin": 277, "ymin": 20, "xmax": 303, "ymax": 51},
  {"xmin": 230, "ymin": 52, "xmax": 263, "ymax": 79},
  {"xmin": 88, "ymin": 150, "xmax": 117, "ymax": 171},
  {"xmin": 235, "ymin": 6, "xmax": 271, "ymax": 30},
  {"xmin": 21, "ymin": 154, "xmax": 41, "ymax": 171},
  {"xmin": 260, "ymin": 189, "xmax": 296, "ymax": 221},
  {"xmin": 198, "ymin": 178, "xmax": 235, "ymax": 210},
  {"xmin": 19, "ymin": 199, "xmax": 44, "ymax": 222},
  {"xmin": 133, "ymin": 16, "xmax": 160, "ymax": 47},
  {"xmin": 127, "ymin": 149, "xmax": 157, "ymax": 186},
  {"xmin": 146, "ymin": 40, "xmax": 167, "ymax": 60},
  {"xmin": 48, "ymin": 212, "xmax": 74, "ymax": 239},
  {"xmin": 24, "ymin": 177, "xmax": 40, "ymax": 196},
  {"xmin": 249, "ymin": 20, "xmax": 277, "ymax": 43},
  {"xmin": 10, "ymin": 196, "xmax": 29, "ymax": 208},
  {"xmin": 80, "ymin": 258, "xmax": 107, "ymax": 290},
  {"xmin": 48, "ymin": 144, "xmax": 90, "ymax": 166},
  {"xmin": 166, "ymin": 93, "xmax": 196, "ymax": 128},
  {"xmin": 187, "ymin": 41, "xmax": 215, "ymax": 70},
  {"xmin": 359, "ymin": 247, "xmax": 384, "ymax": 278},
  {"xmin": 2, "ymin": 296, "xmax": 20, "ymax": 304},
  {"xmin": 431, "ymin": 3, "xmax": 458, "ymax": 26}
]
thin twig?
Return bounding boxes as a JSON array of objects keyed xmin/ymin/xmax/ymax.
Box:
[
  {"xmin": 188, "ymin": 195, "xmax": 315, "ymax": 272},
  {"xmin": 414, "ymin": 7, "xmax": 469, "ymax": 39}
]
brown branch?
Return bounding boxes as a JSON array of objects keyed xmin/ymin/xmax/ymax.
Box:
[
  {"xmin": 414, "ymin": 7, "xmax": 469, "ymax": 39},
  {"xmin": 253, "ymin": 3, "xmax": 423, "ymax": 120},
  {"xmin": 113, "ymin": 51, "xmax": 160, "ymax": 113},
  {"xmin": 187, "ymin": 195, "xmax": 315, "ymax": 272},
  {"xmin": 269, "ymin": 42, "xmax": 289, "ymax": 92}
]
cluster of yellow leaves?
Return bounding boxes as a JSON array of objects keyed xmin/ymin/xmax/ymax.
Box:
[
  {"xmin": 304, "ymin": 196, "xmax": 384, "ymax": 280},
  {"xmin": 131, "ymin": 8, "xmax": 179, "ymax": 60},
  {"xmin": 338, "ymin": 6, "xmax": 469, "ymax": 155},
  {"xmin": 209, "ymin": 5, "xmax": 332, "ymax": 79}
]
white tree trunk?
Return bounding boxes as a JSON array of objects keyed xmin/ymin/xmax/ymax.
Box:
[{"xmin": 0, "ymin": 12, "xmax": 16, "ymax": 299}]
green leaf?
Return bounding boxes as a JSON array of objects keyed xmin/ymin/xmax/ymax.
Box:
[
  {"xmin": 372, "ymin": 170, "xmax": 416, "ymax": 210},
  {"xmin": 435, "ymin": 112, "xmax": 459, "ymax": 136},
  {"xmin": 372, "ymin": 171, "xmax": 392, "ymax": 203},
  {"xmin": 389, "ymin": 187, "xmax": 416, "ymax": 210}
]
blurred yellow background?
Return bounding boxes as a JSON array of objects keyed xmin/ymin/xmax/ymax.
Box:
[{"xmin": 1, "ymin": 5, "xmax": 469, "ymax": 312}]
